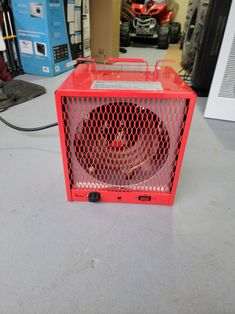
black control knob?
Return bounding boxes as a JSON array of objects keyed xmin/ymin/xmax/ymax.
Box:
[{"xmin": 88, "ymin": 192, "xmax": 101, "ymax": 203}]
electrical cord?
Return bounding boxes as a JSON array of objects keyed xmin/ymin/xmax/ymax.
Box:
[
  {"xmin": 0, "ymin": 108, "xmax": 8, "ymax": 113},
  {"xmin": 0, "ymin": 114, "xmax": 58, "ymax": 132},
  {"xmin": 0, "ymin": 103, "xmax": 12, "ymax": 113}
]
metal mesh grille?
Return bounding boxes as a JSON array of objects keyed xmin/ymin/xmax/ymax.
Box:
[{"xmin": 61, "ymin": 97, "xmax": 189, "ymax": 193}]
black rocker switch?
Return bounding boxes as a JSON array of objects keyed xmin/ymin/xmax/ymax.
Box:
[{"xmin": 88, "ymin": 192, "xmax": 101, "ymax": 203}]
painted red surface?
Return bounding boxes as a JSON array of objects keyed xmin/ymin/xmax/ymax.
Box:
[{"xmin": 55, "ymin": 58, "xmax": 196, "ymax": 205}]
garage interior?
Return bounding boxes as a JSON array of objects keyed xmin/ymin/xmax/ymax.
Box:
[{"xmin": 0, "ymin": 0, "xmax": 235, "ymax": 313}]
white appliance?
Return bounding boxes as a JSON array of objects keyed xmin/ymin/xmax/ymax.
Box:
[{"xmin": 204, "ymin": 0, "xmax": 235, "ymax": 122}]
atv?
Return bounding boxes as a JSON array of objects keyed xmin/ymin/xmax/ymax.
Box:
[{"xmin": 120, "ymin": 0, "xmax": 181, "ymax": 49}]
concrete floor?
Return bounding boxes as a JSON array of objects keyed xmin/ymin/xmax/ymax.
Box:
[{"xmin": 1, "ymin": 48, "xmax": 235, "ymax": 314}]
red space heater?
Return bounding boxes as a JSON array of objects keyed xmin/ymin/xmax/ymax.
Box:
[{"xmin": 55, "ymin": 58, "xmax": 196, "ymax": 205}]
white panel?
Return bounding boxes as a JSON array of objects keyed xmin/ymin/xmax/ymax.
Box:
[{"xmin": 204, "ymin": 0, "xmax": 235, "ymax": 122}]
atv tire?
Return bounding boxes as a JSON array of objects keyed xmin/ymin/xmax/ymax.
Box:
[
  {"xmin": 158, "ymin": 25, "xmax": 170, "ymax": 50},
  {"xmin": 170, "ymin": 22, "xmax": 181, "ymax": 44},
  {"xmin": 121, "ymin": 2, "xmax": 135, "ymax": 23},
  {"xmin": 120, "ymin": 22, "xmax": 131, "ymax": 47},
  {"xmin": 181, "ymin": 0, "xmax": 209, "ymax": 71},
  {"xmin": 179, "ymin": 0, "xmax": 195, "ymax": 49}
]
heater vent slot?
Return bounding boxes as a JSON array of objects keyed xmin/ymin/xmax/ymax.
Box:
[{"xmin": 219, "ymin": 34, "xmax": 235, "ymax": 99}]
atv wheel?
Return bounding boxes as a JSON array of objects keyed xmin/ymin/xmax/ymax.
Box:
[
  {"xmin": 170, "ymin": 22, "xmax": 181, "ymax": 44},
  {"xmin": 120, "ymin": 22, "xmax": 131, "ymax": 47},
  {"xmin": 181, "ymin": 0, "xmax": 209, "ymax": 71},
  {"xmin": 179, "ymin": 0, "xmax": 195, "ymax": 49},
  {"xmin": 121, "ymin": 2, "xmax": 135, "ymax": 23},
  {"xmin": 158, "ymin": 25, "xmax": 170, "ymax": 50}
]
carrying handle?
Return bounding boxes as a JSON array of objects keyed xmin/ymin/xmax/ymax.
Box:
[
  {"xmin": 104, "ymin": 58, "xmax": 149, "ymax": 71},
  {"xmin": 154, "ymin": 59, "xmax": 175, "ymax": 71},
  {"xmin": 154, "ymin": 60, "xmax": 176, "ymax": 79}
]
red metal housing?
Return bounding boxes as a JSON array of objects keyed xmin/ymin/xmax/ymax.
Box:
[{"xmin": 55, "ymin": 58, "xmax": 196, "ymax": 205}]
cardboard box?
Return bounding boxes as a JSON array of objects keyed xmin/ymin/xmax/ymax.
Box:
[{"xmin": 90, "ymin": 0, "xmax": 120, "ymax": 62}]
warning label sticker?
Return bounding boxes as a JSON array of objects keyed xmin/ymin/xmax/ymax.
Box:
[{"xmin": 91, "ymin": 80, "xmax": 163, "ymax": 91}]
